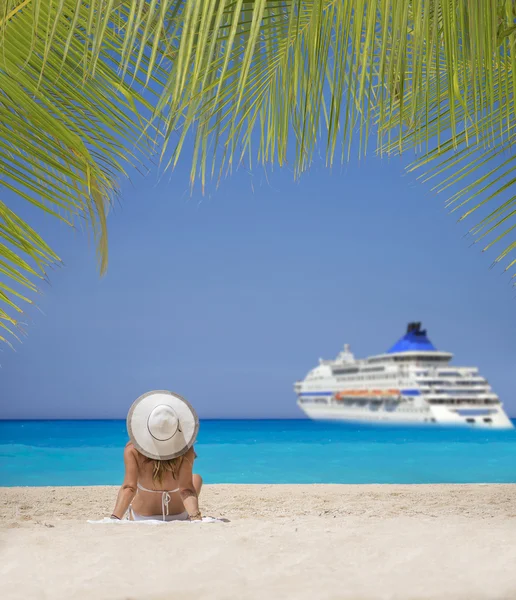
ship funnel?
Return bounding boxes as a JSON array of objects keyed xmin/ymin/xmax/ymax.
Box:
[{"xmin": 388, "ymin": 322, "xmax": 436, "ymax": 353}]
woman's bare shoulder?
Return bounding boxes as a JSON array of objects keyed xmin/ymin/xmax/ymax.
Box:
[
  {"xmin": 124, "ymin": 442, "xmax": 138, "ymax": 459},
  {"xmin": 181, "ymin": 446, "xmax": 196, "ymax": 464}
]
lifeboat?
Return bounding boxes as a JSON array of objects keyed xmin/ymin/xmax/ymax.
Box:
[
  {"xmin": 335, "ymin": 390, "xmax": 367, "ymax": 399},
  {"xmin": 368, "ymin": 389, "xmax": 401, "ymax": 397}
]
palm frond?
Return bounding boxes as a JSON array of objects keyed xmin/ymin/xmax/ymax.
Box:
[
  {"xmin": 0, "ymin": 0, "xmax": 156, "ymax": 340},
  {"xmin": 144, "ymin": 1, "xmax": 516, "ymax": 277},
  {"xmin": 2, "ymin": 0, "xmax": 516, "ymax": 347},
  {"xmin": 377, "ymin": 2, "xmax": 516, "ymax": 276}
]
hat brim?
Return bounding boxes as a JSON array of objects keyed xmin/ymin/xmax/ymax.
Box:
[{"xmin": 127, "ymin": 390, "xmax": 199, "ymax": 460}]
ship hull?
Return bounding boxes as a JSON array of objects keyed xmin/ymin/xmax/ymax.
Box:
[{"xmin": 298, "ymin": 402, "xmax": 513, "ymax": 428}]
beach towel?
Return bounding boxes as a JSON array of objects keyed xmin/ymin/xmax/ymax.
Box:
[{"xmin": 87, "ymin": 516, "xmax": 224, "ymax": 525}]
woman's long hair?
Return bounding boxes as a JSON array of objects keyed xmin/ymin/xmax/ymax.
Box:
[{"xmin": 139, "ymin": 452, "xmax": 184, "ymax": 484}]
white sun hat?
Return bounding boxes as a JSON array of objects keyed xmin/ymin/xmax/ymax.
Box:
[{"xmin": 127, "ymin": 390, "xmax": 199, "ymax": 460}]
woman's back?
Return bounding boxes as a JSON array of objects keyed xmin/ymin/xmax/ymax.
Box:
[{"xmin": 128, "ymin": 444, "xmax": 195, "ymax": 517}]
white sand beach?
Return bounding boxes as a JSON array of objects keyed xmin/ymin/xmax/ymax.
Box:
[{"xmin": 1, "ymin": 484, "xmax": 515, "ymax": 600}]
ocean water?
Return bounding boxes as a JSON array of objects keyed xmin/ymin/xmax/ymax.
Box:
[{"xmin": 1, "ymin": 419, "xmax": 516, "ymax": 486}]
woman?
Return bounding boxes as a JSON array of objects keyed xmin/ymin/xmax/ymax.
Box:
[{"xmin": 111, "ymin": 390, "xmax": 203, "ymax": 521}]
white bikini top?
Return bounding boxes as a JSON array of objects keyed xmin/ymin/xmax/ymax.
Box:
[{"xmin": 136, "ymin": 482, "xmax": 179, "ymax": 520}]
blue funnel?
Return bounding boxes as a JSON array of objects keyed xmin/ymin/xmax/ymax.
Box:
[{"xmin": 387, "ymin": 322, "xmax": 436, "ymax": 353}]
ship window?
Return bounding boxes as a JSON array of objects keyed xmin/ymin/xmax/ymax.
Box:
[
  {"xmin": 333, "ymin": 368, "xmax": 359, "ymax": 375},
  {"xmin": 483, "ymin": 418, "xmax": 493, "ymax": 423}
]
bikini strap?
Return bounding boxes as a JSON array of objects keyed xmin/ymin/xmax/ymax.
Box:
[{"xmin": 137, "ymin": 482, "xmax": 180, "ymax": 493}]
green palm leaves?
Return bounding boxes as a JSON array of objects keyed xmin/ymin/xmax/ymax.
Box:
[
  {"xmin": 0, "ymin": 0, "xmax": 154, "ymax": 342},
  {"xmin": 379, "ymin": 1, "xmax": 516, "ymax": 281},
  {"xmin": 1, "ymin": 0, "xmax": 515, "ymax": 342}
]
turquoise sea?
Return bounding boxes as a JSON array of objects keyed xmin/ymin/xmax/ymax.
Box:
[{"xmin": 1, "ymin": 419, "xmax": 516, "ymax": 486}]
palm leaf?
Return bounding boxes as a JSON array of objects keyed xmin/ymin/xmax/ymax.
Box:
[
  {"xmin": 0, "ymin": 0, "xmax": 157, "ymax": 340},
  {"xmin": 147, "ymin": 1, "xmax": 516, "ymax": 281},
  {"xmin": 377, "ymin": 2, "xmax": 516, "ymax": 276},
  {"xmin": 2, "ymin": 0, "xmax": 516, "ymax": 347}
]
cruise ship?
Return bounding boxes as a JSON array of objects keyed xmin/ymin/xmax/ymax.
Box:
[{"xmin": 294, "ymin": 323, "xmax": 513, "ymax": 428}]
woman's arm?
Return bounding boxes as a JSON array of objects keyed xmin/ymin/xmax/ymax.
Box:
[
  {"xmin": 111, "ymin": 444, "xmax": 139, "ymax": 519},
  {"xmin": 178, "ymin": 447, "xmax": 201, "ymax": 520}
]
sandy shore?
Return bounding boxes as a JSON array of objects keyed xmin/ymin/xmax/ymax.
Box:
[{"xmin": 1, "ymin": 485, "xmax": 515, "ymax": 600}]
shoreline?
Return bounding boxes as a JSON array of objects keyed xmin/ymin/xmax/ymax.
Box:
[{"xmin": 1, "ymin": 484, "xmax": 515, "ymax": 599}]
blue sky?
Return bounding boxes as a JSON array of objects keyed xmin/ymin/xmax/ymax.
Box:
[{"xmin": 0, "ymin": 150, "xmax": 514, "ymax": 419}]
